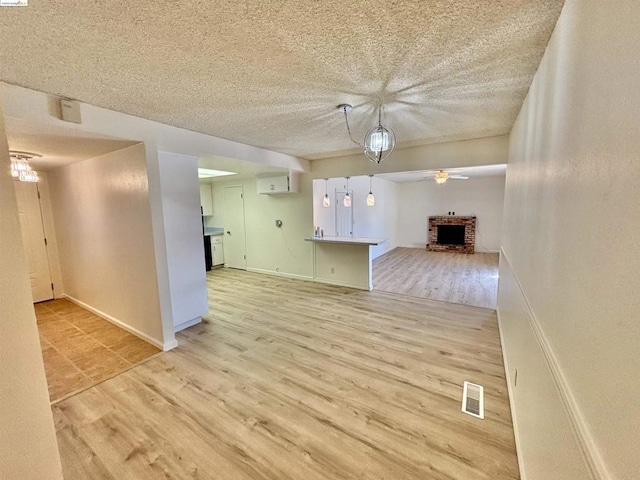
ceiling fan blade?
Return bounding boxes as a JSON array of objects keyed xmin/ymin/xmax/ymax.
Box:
[{"xmin": 449, "ymin": 175, "xmax": 469, "ymax": 180}]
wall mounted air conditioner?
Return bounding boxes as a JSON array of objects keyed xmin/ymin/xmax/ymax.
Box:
[{"xmin": 256, "ymin": 174, "xmax": 299, "ymax": 195}]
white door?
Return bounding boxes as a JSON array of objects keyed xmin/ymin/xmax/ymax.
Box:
[
  {"xmin": 14, "ymin": 182, "xmax": 54, "ymax": 303},
  {"xmin": 335, "ymin": 190, "xmax": 354, "ymax": 237},
  {"xmin": 223, "ymin": 186, "xmax": 247, "ymax": 269}
]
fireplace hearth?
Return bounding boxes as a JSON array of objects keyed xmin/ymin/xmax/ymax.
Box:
[{"xmin": 427, "ymin": 216, "xmax": 476, "ymax": 254}]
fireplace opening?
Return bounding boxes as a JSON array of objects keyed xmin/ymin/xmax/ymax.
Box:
[{"xmin": 437, "ymin": 225, "xmax": 465, "ymax": 245}]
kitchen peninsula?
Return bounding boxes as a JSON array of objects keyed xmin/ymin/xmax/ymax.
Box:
[{"xmin": 304, "ymin": 236, "xmax": 387, "ymax": 290}]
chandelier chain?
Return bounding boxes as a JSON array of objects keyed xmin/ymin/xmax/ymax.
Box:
[{"xmin": 342, "ymin": 107, "xmax": 364, "ymax": 150}]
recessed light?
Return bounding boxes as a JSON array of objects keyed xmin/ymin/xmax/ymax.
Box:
[{"xmin": 197, "ymin": 168, "xmax": 238, "ymax": 178}]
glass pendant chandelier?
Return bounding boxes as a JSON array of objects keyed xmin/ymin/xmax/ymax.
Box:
[
  {"xmin": 322, "ymin": 178, "xmax": 330, "ymax": 207},
  {"xmin": 366, "ymin": 175, "xmax": 375, "ymax": 207},
  {"xmin": 10, "ymin": 151, "xmax": 40, "ymax": 183},
  {"xmin": 343, "ymin": 177, "xmax": 351, "ymax": 207},
  {"xmin": 338, "ymin": 103, "xmax": 396, "ymax": 164}
]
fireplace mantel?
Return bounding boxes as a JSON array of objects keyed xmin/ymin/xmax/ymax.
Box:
[{"xmin": 427, "ymin": 216, "xmax": 476, "ymax": 254}]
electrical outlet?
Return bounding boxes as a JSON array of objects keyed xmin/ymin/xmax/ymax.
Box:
[{"xmin": 330, "ymin": 267, "xmax": 335, "ymax": 274}]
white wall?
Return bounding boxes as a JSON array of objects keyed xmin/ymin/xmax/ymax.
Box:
[
  {"xmin": 396, "ymin": 175, "xmax": 505, "ymax": 252},
  {"xmin": 206, "ymin": 175, "xmax": 314, "ymax": 279},
  {"xmin": 0, "ymin": 104, "xmax": 63, "ymax": 479},
  {"xmin": 499, "ymin": 1, "xmax": 640, "ymax": 479},
  {"xmin": 157, "ymin": 151, "xmax": 208, "ymax": 332},
  {"xmin": 48, "ymin": 143, "xmax": 169, "ymax": 348},
  {"xmin": 312, "ymin": 176, "xmax": 398, "ymax": 258}
]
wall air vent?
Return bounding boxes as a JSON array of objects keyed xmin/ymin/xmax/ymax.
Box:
[{"xmin": 461, "ymin": 381, "xmax": 484, "ymax": 419}]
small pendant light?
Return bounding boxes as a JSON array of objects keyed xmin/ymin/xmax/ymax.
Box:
[
  {"xmin": 366, "ymin": 175, "xmax": 375, "ymax": 207},
  {"xmin": 343, "ymin": 177, "xmax": 351, "ymax": 207},
  {"xmin": 322, "ymin": 178, "xmax": 330, "ymax": 207}
]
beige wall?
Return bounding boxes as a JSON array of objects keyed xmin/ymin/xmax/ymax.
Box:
[
  {"xmin": 48, "ymin": 143, "xmax": 168, "ymax": 347},
  {"xmin": 499, "ymin": 1, "xmax": 640, "ymax": 479},
  {"xmin": 396, "ymin": 175, "xmax": 505, "ymax": 252},
  {"xmin": 310, "ymin": 135, "xmax": 508, "ymax": 178},
  {"xmin": 206, "ymin": 175, "xmax": 314, "ymax": 279},
  {"xmin": 0, "ymin": 106, "xmax": 63, "ymax": 479}
]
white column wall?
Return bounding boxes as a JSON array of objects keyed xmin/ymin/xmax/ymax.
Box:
[{"xmin": 0, "ymin": 103, "xmax": 63, "ymax": 480}]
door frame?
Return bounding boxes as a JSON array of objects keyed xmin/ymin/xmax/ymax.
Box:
[
  {"xmin": 223, "ymin": 184, "xmax": 248, "ymax": 270},
  {"xmin": 14, "ymin": 179, "xmax": 56, "ymax": 302}
]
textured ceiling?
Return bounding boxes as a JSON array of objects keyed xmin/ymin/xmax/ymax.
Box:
[
  {"xmin": 0, "ymin": 0, "xmax": 563, "ymax": 159},
  {"xmin": 5, "ymin": 118, "xmax": 138, "ymax": 170}
]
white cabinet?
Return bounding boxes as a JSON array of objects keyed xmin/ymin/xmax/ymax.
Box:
[
  {"xmin": 211, "ymin": 236, "xmax": 224, "ymax": 266},
  {"xmin": 256, "ymin": 174, "xmax": 298, "ymax": 194},
  {"xmin": 199, "ymin": 184, "xmax": 213, "ymax": 216}
]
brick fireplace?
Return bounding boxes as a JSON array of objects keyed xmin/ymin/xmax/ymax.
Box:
[{"xmin": 427, "ymin": 216, "xmax": 476, "ymax": 254}]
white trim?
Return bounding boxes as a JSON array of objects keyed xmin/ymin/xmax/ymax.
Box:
[
  {"xmin": 312, "ymin": 277, "xmax": 370, "ymax": 291},
  {"xmin": 162, "ymin": 339, "xmax": 178, "ymax": 351},
  {"xmin": 61, "ymin": 294, "xmax": 173, "ymax": 351},
  {"xmin": 173, "ymin": 316, "xmax": 202, "ymax": 333},
  {"xmin": 496, "ymin": 307, "xmax": 527, "ymax": 479},
  {"xmin": 246, "ymin": 267, "xmax": 313, "ymax": 282},
  {"xmin": 498, "ymin": 248, "xmax": 610, "ymax": 480}
]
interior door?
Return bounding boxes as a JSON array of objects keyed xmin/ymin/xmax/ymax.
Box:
[
  {"xmin": 14, "ymin": 182, "xmax": 54, "ymax": 303},
  {"xmin": 223, "ymin": 185, "xmax": 247, "ymax": 270},
  {"xmin": 335, "ymin": 190, "xmax": 354, "ymax": 237}
]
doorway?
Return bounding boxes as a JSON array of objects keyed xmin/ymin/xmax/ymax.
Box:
[
  {"xmin": 223, "ymin": 185, "xmax": 247, "ymax": 269},
  {"xmin": 14, "ymin": 181, "xmax": 54, "ymax": 302}
]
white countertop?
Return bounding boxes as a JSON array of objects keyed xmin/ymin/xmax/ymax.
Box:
[{"xmin": 305, "ymin": 236, "xmax": 387, "ymax": 246}]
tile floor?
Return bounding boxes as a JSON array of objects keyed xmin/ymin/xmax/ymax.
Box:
[{"xmin": 35, "ymin": 298, "xmax": 161, "ymax": 403}]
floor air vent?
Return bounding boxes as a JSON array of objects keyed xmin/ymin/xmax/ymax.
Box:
[{"xmin": 461, "ymin": 381, "xmax": 484, "ymax": 419}]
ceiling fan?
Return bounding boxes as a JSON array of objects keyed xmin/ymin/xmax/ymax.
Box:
[{"xmin": 423, "ymin": 170, "xmax": 469, "ymax": 184}]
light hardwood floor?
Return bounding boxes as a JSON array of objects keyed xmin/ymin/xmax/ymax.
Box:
[
  {"xmin": 373, "ymin": 247, "xmax": 500, "ymax": 309},
  {"xmin": 53, "ymin": 269, "xmax": 519, "ymax": 480},
  {"xmin": 36, "ymin": 299, "xmax": 161, "ymax": 403}
]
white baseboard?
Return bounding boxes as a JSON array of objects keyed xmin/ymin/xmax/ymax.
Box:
[
  {"xmin": 312, "ymin": 277, "xmax": 370, "ymax": 291},
  {"xmin": 246, "ymin": 267, "xmax": 313, "ymax": 282},
  {"xmin": 173, "ymin": 316, "xmax": 201, "ymax": 333},
  {"xmin": 162, "ymin": 339, "xmax": 178, "ymax": 351},
  {"xmin": 62, "ymin": 294, "xmax": 169, "ymax": 351},
  {"xmin": 498, "ymin": 249, "xmax": 609, "ymax": 480},
  {"xmin": 496, "ymin": 308, "xmax": 527, "ymax": 479}
]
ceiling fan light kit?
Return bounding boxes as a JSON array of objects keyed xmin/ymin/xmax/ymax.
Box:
[
  {"xmin": 429, "ymin": 170, "xmax": 470, "ymax": 184},
  {"xmin": 338, "ymin": 103, "xmax": 396, "ymax": 164},
  {"xmin": 434, "ymin": 170, "xmax": 449, "ymax": 184}
]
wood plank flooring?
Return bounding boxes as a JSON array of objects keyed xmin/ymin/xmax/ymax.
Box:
[
  {"xmin": 373, "ymin": 248, "xmax": 500, "ymax": 309},
  {"xmin": 53, "ymin": 269, "xmax": 519, "ymax": 479},
  {"xmin": 36, "ymin": 298, "xmax": 161, "ymax": 403}
]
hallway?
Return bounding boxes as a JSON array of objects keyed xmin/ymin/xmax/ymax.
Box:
[{"xmin": 36, "ymin": 299, "xmax": 160, "ymax": 403}]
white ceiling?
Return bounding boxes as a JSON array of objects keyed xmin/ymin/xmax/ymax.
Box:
[
  {"xmin": 0, "ymin": 1, "xmax": 564, "ymax": 160},
  {"xmin": 5, "ymin": 118, "xmax": 138, "ymax": 170},
  {"xmin": 377, "ymin": 164, "xmax": 507, "ymax": 183}
]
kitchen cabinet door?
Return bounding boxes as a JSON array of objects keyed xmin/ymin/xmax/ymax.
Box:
[{"xmin": 212, "ymin": 237, "xmax": 224, "ymax": 266}]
